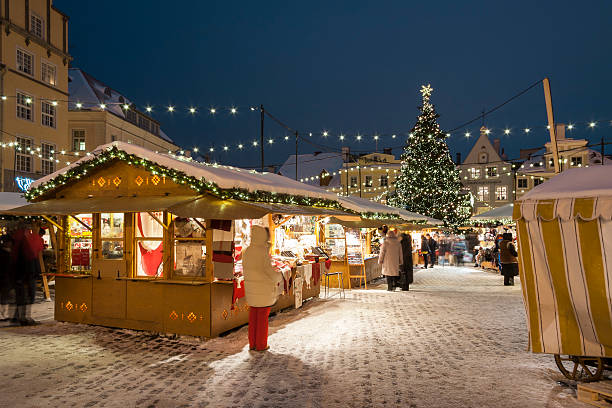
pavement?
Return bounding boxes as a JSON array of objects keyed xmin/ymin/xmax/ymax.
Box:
[{"xmin": 0, "ymin": 266, "xmax": 590, "ymax": 407}]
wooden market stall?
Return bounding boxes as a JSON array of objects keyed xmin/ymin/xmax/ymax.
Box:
[
  {"xmin": 10, "ymin": 142, "xmax": 442, "ymax": 336},
  {"xmin": 319, "ymin": 196, "xmax": 442, "ymax": 289},
  {"xmin": 10, "ymin": 142, "xmax": 359, "ymax": 337}
]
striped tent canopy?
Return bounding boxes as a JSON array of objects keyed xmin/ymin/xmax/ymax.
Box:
[{"xmin": 514, "ymin": 167, "xmax": 612, "ymax": 357}]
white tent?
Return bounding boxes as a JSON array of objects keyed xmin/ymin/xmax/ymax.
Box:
[{"xmin": 470, "ymin": 203, "xmax": 514, "ymax": 221}]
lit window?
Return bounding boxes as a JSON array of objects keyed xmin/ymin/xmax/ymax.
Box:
[
  {"xmin": 495, "ymin": 186, "xmax": 507, "ymax": 201},
  {"xmin": 41, "ymin": 61, "xmax": 57, "ymax": 86},
  {"xmin": 72, "ymin": 129, "xmax": 86, "ymax": 151},
  {"xmin": 380, "ymin": 175, "xmax": 388, "ymax": 187},
  {"xmin": 30, "ymin": 13, "xmax": 44, "ymax": 39},
  {"xmin": 17, "ymin": 48, "xmax": 34, "ymax": 76},
  {"xmin": 41, "ymin": 101, "xmax": 56, "ymax": 128},
  {"xmin": 15, "ymin": 137, "xmax": 32, "ymax": 173},
  {"xmin": 486, "ymin": 167, "xmax": 498, "ymax": 177},
  {"xmin": 68, "ymin": 214, "xmax": 93, "ymax": 272},
  {"xmin": 477, "ymin": 186, "xmax": 489, "ymax": 202},
  {"xmin": 16, "ymin": 92, "xmax": 33, "ymax": 121},
  {"xmin": 101, "ymin": 213, "xmax": 125, "ymax": 260},
  {"xmin": 469, "ymin": 168, "xmax": 481, "ymax": 179},
  {"xmin": 41, "ymin": 142, "xmax": 55, "ymax": 175},
  {"xmin": 173, "ymin": 218, "xmax": 207, "ymax": 278}
]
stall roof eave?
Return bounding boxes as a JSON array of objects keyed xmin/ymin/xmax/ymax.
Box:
[
  {"xmin": 470, "ymin": 203, "xmax": 514, "ymax": 221},
  {"xmin": 7, "ymin": 194, "xmax": 354, "ymax": 220},
  {"xmin": 6, "ymin": 195, "xmax": 196, "ymax": 215}
]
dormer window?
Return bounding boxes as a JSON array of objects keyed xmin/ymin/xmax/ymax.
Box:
[{"xmin": 104, "ymin": 87, "xmax": 112, "ymax": 98}]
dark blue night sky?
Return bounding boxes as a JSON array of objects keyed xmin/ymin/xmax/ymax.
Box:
[{"xmin": 56, "ymin": 0, "xmax": 612, "ymax": 170}]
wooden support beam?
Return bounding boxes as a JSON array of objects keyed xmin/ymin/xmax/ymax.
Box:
[
  {"xmin": 147, "ymin": 211, "xmax": 169, "ymax": 230},
  {"xmin": 42, "ymin": 215, "xmax": 63, "ymax": 231},
  {"xmin": 69, "ymin": 215, "xmax": 92, "ymax": 232}
]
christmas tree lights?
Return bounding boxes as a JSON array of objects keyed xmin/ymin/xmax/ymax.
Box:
[{"xmin": 390, "ymin": 85, "xmax": 471, "ymax": 227}]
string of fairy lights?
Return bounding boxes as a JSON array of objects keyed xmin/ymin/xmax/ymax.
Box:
[{"xmin": 3, "ymin": 93, "xmax": 612, "ymax": 160}]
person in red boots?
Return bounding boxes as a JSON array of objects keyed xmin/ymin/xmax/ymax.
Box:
[{"xmin": 242, "ymin": 225, "xmax": 282, "ymax": 351}]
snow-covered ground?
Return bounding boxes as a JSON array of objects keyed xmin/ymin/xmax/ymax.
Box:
[{"xmin": 0, "ymin": 267, "xmax": 589, "ymax": 407}]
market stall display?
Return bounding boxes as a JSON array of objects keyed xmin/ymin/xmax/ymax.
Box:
[
  {"xmin": 11, "ymin": 142, "xmax": 416, "ymax": 337},
  {"xmin": 514, "ymin": 167, "xmax": 612, "ymax": 382}
]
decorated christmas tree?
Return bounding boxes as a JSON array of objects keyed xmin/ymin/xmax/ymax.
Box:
[{"xmin": 390, "ymin": 84, "xmax": 471, "ymax": 227}]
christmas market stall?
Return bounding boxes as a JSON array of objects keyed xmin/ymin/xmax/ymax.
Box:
[
  {"xmin": 320, "ymin": 195, "xmax": 442, "ymax": 288},
  {"xmin": 470, "ymin": 204, "xmax": 515, "ymax": 270},
  {"xmin": 10, "ymin": 142, "xmax": 358, "ymax": 337},
  {"xmin": 513, "ymin": 167, "xmax": 612, "ymax": 382}
]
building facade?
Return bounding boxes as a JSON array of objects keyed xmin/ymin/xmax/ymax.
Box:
[
  {"xmin": 0, "ymin": 0, "xmax": 71, "ymax": 191},
  {"xmin": 67, "ymin": 68, "xmax": 178, "ymax": 155},
  {"xmin": 336, "ymin": 152, "xmax": 401, "ymax": 201},
  {"xmin": 457, "ymin": 127, "xmax": 514, "ymax": 215},
  {"xmin": 515, "ymin": 124, "xmax": 611, "ymax": 199}
]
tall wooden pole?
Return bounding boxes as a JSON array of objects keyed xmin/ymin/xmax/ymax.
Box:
[{"xmin": 543, "ymin": 78, "xmax": 560, "ymax": 174}]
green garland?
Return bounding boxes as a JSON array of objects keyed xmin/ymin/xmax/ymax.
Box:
[{"xmin": 25, "ymin": 147, "xmax": 405, "ymax": 220}]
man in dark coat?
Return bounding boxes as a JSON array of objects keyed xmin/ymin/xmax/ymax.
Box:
[
  {"xmin": 421, "ymin": 235, "xmax": 431, "ymax": 268},
  {"xmin": 11, "ymin": 226, "xmax": 39, "ymax": 325},
  {"xmin": 400, "ymin": 233, "xmax": 413, "ymax": 290},
  {"xmin": 427, "ymin": 234, "xmax": 438, "ymax": 268},
  {"xmin": 499, "ymin": 233, "xmax": 519, "ymax": 286}
]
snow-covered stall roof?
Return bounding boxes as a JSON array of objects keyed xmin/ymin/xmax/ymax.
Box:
[
  {"xmin": 68, "ymin": 68, "xmax": 174, "ymax": 144},
  {"xmin": 518, "ymin": 167, "xmax": 612, "ymax": 201},
  {"xmin": 30, "ymin": 142, "xmax": 342, "ymax": 203},
  {"xmin": 337, "ymin": 195, "xmax": 442, "ymax": 224},
  {"xmin": 0, "ymin": 192, "xmax": 27, "ymax": 211},
  {"xmin": 470, "ymin": 203, "xmax": 513, "ymax": 220}
]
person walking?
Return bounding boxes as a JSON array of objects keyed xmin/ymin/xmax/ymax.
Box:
[
  {"xmin": 0, "ymin": 233, "xmax": 14, "ymax": 321},
  {"xmin": 499, "ymin": 232, "xmax": 519, "ymax": 286},
  {"xmin": 11, "ymin": 225, "xmax": 39, "ymax": 325},
  {"xmin": 379, "ymin": 230, "xmax": 403, "ymax": 291},
  {"xmin": 399, "ymin": 233, "xmax": 413, "ymax": 291},
  {"xmin": 242, "ymin": 225, "xmax": 283, "ymax": 351},
  {"xmin": 421, "ymin": 235, "xmax": 430, "ymax": 268},
  {"xmin": 427, "ymin": 234, "xmax": 438, "ymax": 268}
]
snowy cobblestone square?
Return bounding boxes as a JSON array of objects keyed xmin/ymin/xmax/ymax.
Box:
[{"xmin": 0, "ymin": 267, "xmax": 589, "ymax": 407}]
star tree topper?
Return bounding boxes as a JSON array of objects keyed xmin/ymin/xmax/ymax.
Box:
[{"xmin": 420, "ymin": 83, "xmax": 433, "ymax": 103}]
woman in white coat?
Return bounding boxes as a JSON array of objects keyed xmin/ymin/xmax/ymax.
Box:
[
  {"xmin": 242, "ymin": 225, "xmax": 283, "ymax": 351},
  {"xmin": 378, "ymin": 230, "xmax": 403, "ymax": 291}
]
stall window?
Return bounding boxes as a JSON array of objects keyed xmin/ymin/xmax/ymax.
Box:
[
  {"xmin": 67, "ymin": 214, "xmax": 93, "ymax": 272},
  {"xmin": 173, "ymin": 218, "xmax": 206, "ymax": 278},
  {"xmin": 135, "ymin": 212, "xmax": 165, "ymax": 277},
  {"xmin": 101, "ymin": 213, "xmax": 124, "ymax": 259}
]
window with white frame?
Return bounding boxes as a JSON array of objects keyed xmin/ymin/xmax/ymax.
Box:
[
  {"xmin": 16, "ymin": 92, "xmax": 33, "ymax": 121},
  {"xmin": 495, "ymin": 186, "xmax": 507, "ymax": 201},
  {"xmin": 477, "ymin": 186, "xmax": 489, "ymax": 202},
  {"xmin": 469, "ymin": 167, "xmax": 481, "ymax": 179},
  {"xmin": 42, "ymin": 142, "xmax": 56, "ymax": 175},
  {"xmin": 72, "ymin": 130, "xmax": 86, "ymax": 151},
  {"xmin": 16, "ymin": 137, "xmax": 33, "ymax": 173},
  {"xmin": 41, "ymin": 101, "xmax": 56, "ymax": 128},
  {"xmin": 486, "ymin": 166, "xmax": 498, "ymax": 177},
  {"xmin": 380, "ymin": 174, "xmax": 388, "ymax": 187},
  {"xmin": 30, "ymin": 13, "xmax": 44, "ymax": 39},
  {"xmin": 16, "ymin": 48, "xmax": 34, "ymax": 76},
  {"xmin": 41, "ymin": 61, "xmax": 57, "ymax": 86}
]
